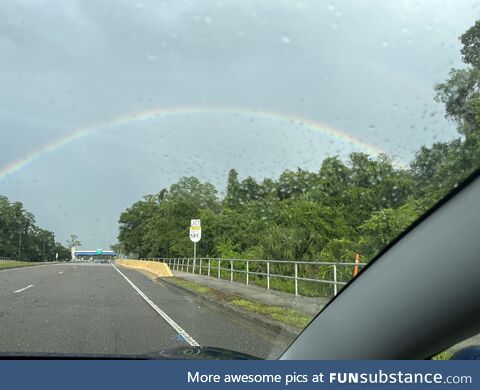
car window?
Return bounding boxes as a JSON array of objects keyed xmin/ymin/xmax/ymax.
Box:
[{"xmin": 0, "ymin": 0, "xmax": 479, "ymax": 359}]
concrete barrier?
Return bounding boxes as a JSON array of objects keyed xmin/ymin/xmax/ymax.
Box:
[{"xmin": 116, "ymin": 259, "xmax": 173, "ymax": 277}]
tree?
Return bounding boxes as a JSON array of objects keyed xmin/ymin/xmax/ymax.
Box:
[
  {"xmin": 66, "ymin": 234, "xmax": 81, "ymax": 249},
  {"xmin": 314, "ymin": 156, "xmax": 351, "ymax": 203},
  {"xmin": 224, "ymin": 169, "xmax": 241, "ymax": 208},
  {"xmin": 358, "ymin": 199, "xmax": 427, "ymax": 259},
  {"xmin": 118, "ymin": 196, "xmax": 160, "ymax": 257},
  {"xmin": 55, "ymin": 242, "xmax": 71, "ymax": 261},
  {"xmin": 276, "ymin": 169, "xmax": 318, "ymax": 200},
  {"xmin": 435, "ymin": 68, "xmax": 480, "ymax": 135},
  {"xmin": 168, "ymin": 176, "xmax": 219, "ymax": 211},
  {"xmin": 239, "ymin": 176, "xmax": 262, "ymax": 202},
  {"xmin": 422, "ymin": 19, "xmax": 480, "ymax": 202},
  {"xmin": 460, "ymin": 19, "xmax": 480, "ymax": 68},
  {"xmin": 0, "ymin": 194, "xmax": 60, "ymax": 261},
  {"xmin": 110, "ymin": 243, "xmax": 123, "ymax": 256},
  {"xmin": 435, "ymin": 20, "xmax": 480, "ymax": 137}
]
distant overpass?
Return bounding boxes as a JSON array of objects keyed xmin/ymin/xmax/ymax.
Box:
[{"xmin": 71, "ymin": 248, "xmax": 116, "ymax": 261}]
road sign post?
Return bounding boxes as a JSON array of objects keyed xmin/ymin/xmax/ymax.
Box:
[
  {"xmin": 194, "ymin": 242, "xmax": 197, "ymax": 272},
  {"xmin": 189, "ymin": 219, "xmax": 201, "ymax": 273}
]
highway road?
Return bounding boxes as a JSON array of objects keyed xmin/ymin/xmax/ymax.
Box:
[{"xmin": 0, "ymin": 263, "xmax": 291, "ymax": 358}]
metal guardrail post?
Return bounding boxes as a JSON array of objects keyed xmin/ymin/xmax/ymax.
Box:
[
  {"xmin": 218, "ymin": 260, "xmax": 221, "ymax": 279},
  {"xmin": 182, "ymin": 258, "xmax": 185, "ymax": 272},
  {"xmin": 294, "ymin": 262, "xmax": 298, "ymax": 296},
  {"xmin": 199, "ymin": 259, "xmax": 202, "ymax": 275},
  {"xmin": 333, "ymin": 264, "xmax": 338, "ymax": 296},
  {"xmin": 267, "ymin": 261, "xmax": 270, "ymax": 290},
  {"xmin": 230, "ymin": 260, "xmax": 233, "ymax": 282},
  {"xmin": 246, "ymin": 261, "xmax": 249, "ymax": 286},
  {"xmin": 208, "ymin": 259, "xmax": 211, "ymax": 277}
]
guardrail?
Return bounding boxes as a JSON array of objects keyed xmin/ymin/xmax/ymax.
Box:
[{"xmin": 138, "ymin": 257, "xmax": 366, "ymax": 297}]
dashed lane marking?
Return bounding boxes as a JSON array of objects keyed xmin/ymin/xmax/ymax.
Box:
[{"xmin": 13, "ymin": 284, "xmax": 34, "ymax": 294}]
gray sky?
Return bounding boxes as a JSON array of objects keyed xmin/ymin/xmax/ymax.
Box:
[{"xmin": 1, "ymin": 0, "xmax": 479, "ymax": 249}]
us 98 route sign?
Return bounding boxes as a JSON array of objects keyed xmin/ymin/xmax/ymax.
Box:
[{"xmin": 189, "ymin": 219, "xmax": 201, "ymax": 242}]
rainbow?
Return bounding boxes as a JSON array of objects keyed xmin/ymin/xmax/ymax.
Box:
[{"xmin": 0, "ymin": 106, "xmax": 405, "ymax": 182}]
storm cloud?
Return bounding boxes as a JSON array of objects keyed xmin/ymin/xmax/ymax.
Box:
[{"xmin": 1, "ymin": 0, "xmax": 478, "ymax": 248}]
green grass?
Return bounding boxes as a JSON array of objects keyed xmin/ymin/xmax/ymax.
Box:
[
  {"xmin": 167, "ymin": 276, "xmax": 312, "ymax": 329},
  {"xmin": 230, "ymin": 298, "xmax": 312, "ymax": 329},
  {"xmin": 432, "ymin": 350, "xmax": 454, "ymax": 360},
  {"xmin": 0, "ymin": 261, "xmax": 42, "ymax": 269},
  {"xmin": 169, "ymin": 277, "xmax": 215, "ymax": 295}
]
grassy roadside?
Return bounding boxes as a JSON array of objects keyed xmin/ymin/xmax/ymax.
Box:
[
  {"xmin": 168, "ymin": 277, "xmax": 215, "ymax": 295},
  {"xmin": 168, "ymin": 277, "xmax": 311, "ymax": 329},
  {"xmin": 166, "ymin": 277, "xmax": 458, "ymax": 358},
  {"xmin": 163, "ymin": 277, "xmax": 461, "ymax": 358},
  {"xmin": 230, "ymin": 298, "xmax": 311, "ymax": 329},
  {"xmin": 432, "ymin": 350, "xmax": 454, "ymax": 360},
  {"xmin": 0, "ymin": 261, "xmax": 47, "ymax": 270}
]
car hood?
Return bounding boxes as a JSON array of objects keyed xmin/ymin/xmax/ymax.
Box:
[{"xmin": 0, "ymin": 346, "xmax": 260, "ymax": 360}]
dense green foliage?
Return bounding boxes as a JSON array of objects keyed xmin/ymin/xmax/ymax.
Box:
[
  {"xmin": 0, "ymin": 195, "xmax": 69, "ymax": 261},
  {"xmin": 117, "ymin": 20, "xmax": 480, "ymax": 270}
]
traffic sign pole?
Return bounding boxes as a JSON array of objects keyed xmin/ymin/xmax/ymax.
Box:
[
  {"xmin": 189, "ymin": 219, "xmax": 201, "ymax": 273},
  {"xmin": 193, "ymin": 242, "xmax": 197, "ymax": 273}
]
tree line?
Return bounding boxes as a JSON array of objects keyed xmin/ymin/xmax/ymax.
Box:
[
  {"xmin": 117, "ymin": 20, "xmax": 480, "ymax": 267},
  {"xmin": 0, "ymin": 196, "xmax": 70, "ymax": 261}
]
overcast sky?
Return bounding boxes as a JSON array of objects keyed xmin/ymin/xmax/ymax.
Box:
[{"xmin": 1, "ymin": 0, "xmax": 479, "ymax": 250}]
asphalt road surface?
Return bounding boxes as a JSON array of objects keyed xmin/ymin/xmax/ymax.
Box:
[{"xmin": 0, "ymin": 263, "xmax": 292, "ymax": 358}]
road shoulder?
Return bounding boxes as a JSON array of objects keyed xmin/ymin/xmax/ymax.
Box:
[{"xmin": 158, "ymin": 276, "xmax": 308, "ymax": 339}]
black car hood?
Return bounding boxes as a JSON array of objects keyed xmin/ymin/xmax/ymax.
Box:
[{"xmin": 0, "ymin": 346, "xmax": 260, "ymax": 360}]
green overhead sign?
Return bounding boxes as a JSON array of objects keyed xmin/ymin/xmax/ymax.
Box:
[{"xmin": 96, "ymin": 250, "xmax": 103, "ymax": 255}]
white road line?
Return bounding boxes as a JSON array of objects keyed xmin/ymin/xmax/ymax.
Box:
[
  {"xmin": 112, "ymin": 264, "xmax": 200, "ymax": 347},
  {"xmin": 58, "ymin": 271, "xmax": 64, "ymax": 274},
  {"xmin": 13, "ymin": 284, "xmax": 34, "ymax": 294}
]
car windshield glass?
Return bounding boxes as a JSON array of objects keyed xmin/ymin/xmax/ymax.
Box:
[{"xmin": 1, "ymin": 0, "xmax": 479, "ymax": 359}]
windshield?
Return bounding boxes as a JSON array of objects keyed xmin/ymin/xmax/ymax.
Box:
[{"xmin": 1, "ymin": 0, "xmax": 479, "ymax": 359}]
